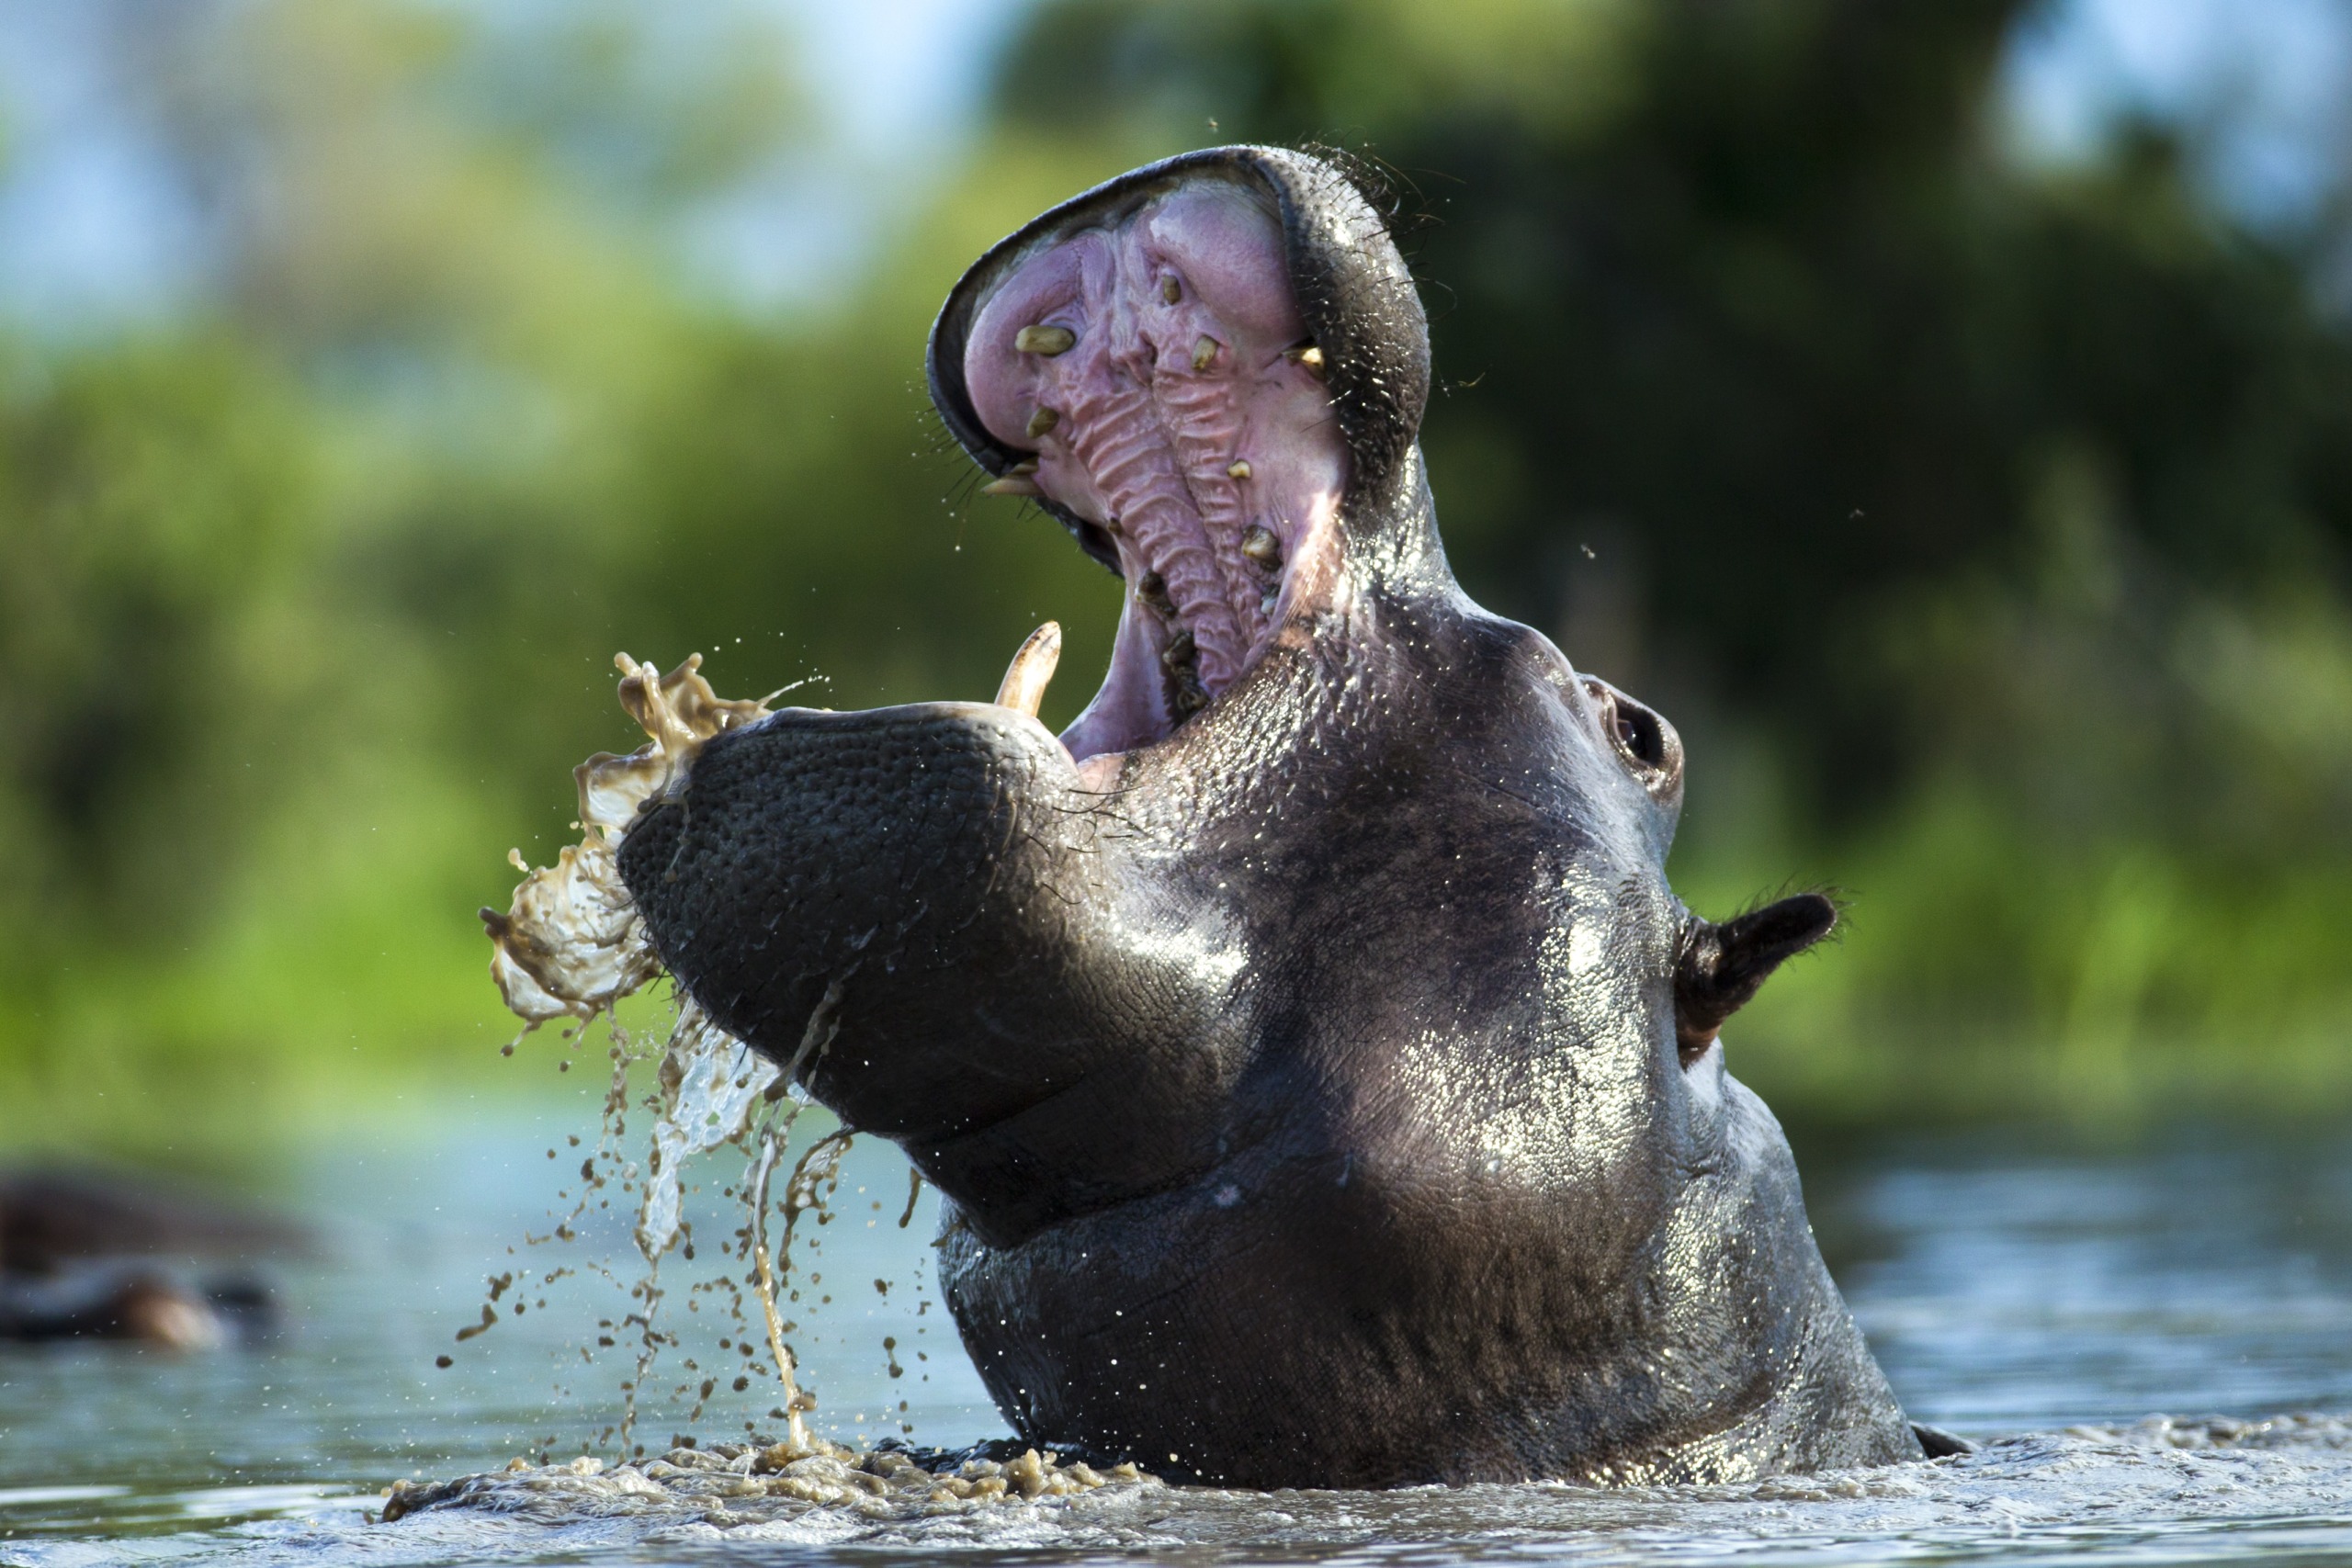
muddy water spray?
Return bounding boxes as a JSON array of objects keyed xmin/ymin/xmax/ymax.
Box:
[
  {"xmin": 416, "ymin": 646, "xmax": 1167, "ymax": 1517},
  {"xmin": 481, "ymin": 652, "xmax": 856, "ymax": 1455}
]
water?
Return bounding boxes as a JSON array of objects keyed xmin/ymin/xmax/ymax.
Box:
[{"xmin": 4, "ymin": 1117, "xmax": 2351, "ymax": 1565}]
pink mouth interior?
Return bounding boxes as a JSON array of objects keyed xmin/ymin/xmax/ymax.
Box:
[{"xmin": 963, "ymin": 178, "xmax": 1347, "ymax": 765}]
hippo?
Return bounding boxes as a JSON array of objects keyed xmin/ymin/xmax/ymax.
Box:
[
  {"xmin": 0, "ymin": 1168, "xmax": 297, "ymax": 1348},
  {"xmin": 617, "ymin": 146, "xmax": 1928, "ymax": 1488}
]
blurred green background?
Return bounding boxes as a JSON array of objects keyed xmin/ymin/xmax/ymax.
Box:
[{"xmin": 2, "ymin": 0, "xmax": 2348, "ymax": 1163}]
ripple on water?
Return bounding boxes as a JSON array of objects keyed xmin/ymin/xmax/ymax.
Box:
[
  {"xmin": 277, "ymin": 1413, "xmax": 2352, "ymax": 1565},
  {"xmin": 8, "ymin": 1421, "xmax": 2352, "ymax": 1564},
  {"xmin": 8, "ymin": 1132, "xmax": 2352, "ymax": 1564}
]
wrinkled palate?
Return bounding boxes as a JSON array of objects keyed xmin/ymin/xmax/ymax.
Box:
[{"xmin": 964, "ymin": 179, "xmax": 1347, "ymax": 762}]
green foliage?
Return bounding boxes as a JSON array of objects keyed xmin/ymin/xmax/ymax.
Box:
[
  {"xmin": 0, "ymin": 7, "xmax": 1154, "ymax": 1154},
  {"xmin": 3, "ymin": 0, "xmax": 2350, "ymax": 1154},
  {"xmin": 0, "ymin": 336, "xmax": 329, "ymax": 959},
  {"xmin": 992, "ymin": 0, "xmax": 2352, "ymax": 1123},
  {"xmin": 1001, "ymin": 0, "xmax": 2352, "ymax": 789}
]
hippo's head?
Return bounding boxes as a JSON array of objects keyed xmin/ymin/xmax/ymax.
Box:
[{"xmin": 618, "ymin": 147, "xmax": 1917, "ymax": 1488}]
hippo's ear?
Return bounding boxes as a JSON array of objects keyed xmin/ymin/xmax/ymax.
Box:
[{"xmin": 1673, "ymin": 894, "xmax": 1838, "ymax": 1064}]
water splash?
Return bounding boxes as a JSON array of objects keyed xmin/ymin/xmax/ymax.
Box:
[
  {"xmin": 636, "ymin": 1012, "xmax": 779, "ymax": 1262},
  {"xmin": 481, "ymin": 652, "xmax": 773, "ymax": 1032},
  {"xmin": 378, "ymin": 1415, "xmax": 2352, "ymax": 1550},
  {"xmin": 477, "ymin": 651, "xmax": 876, "ymax": 1458},
  {"xmin": 383, "ymin": 1439, "xmax": 1154, "ymax": 1527}
]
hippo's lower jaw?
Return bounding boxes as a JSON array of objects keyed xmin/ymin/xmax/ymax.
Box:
[{"xmin": 622, "ymin": 147, "xmax": 1924, "ymax": 1490}]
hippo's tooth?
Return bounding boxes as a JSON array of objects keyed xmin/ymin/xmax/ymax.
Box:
[
  {"xmin": 1227, "ymin": 459, "xmax": 1252, "ymax": 480},
  {"xmin": 1160, "ymin": 627, "xmax": 1196, "ymax": 670},
  {"xmin": 994, "ymin": 622, "xmax": 1063, "ymax": 716},
  {"xmin": 1160, "ymin": 276, "xmax": 1181, "ymax": 305},
  {"xmin": 1015, "ymin": 324, "xmax": 1076, "ymax": 355},
  {"xmin": 1027, "ymin": 407, "xmax": 1060, "ymax": 439},
  {"xmin": 1010, "ymin": 458, "xmax": 1039, "ymax": 475},
  {"xmin": 983, "ymin": 475, "xmax": 1042, "ymax": 497},
  {"xmin": 1284, "ymin": 343, "xmax": 1326, "ymax": 379},
  {"xmin": 1241, "ymin": 524, "xmax": 1281, "ymax": 568},
  {"xmin": 1192, "ymin": 335, "xmax": 1221, "ymax": 371}
]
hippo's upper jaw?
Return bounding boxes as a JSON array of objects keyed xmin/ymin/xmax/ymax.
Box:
[
  {"xmin": 931, "ymin": 148, "xmax": 1434, "ymax": 780},
  {"xmin": 958, "ymin": 175, "xmax": 1344, "ymax": 767},
  {"xmin": 618, "ymin": 147, "xmax": 1918, "ymax": 1490}
]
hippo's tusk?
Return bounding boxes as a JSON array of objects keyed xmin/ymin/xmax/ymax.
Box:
[
  {"xmin": 995, "ymin": 622, "xmax": 1063, "ymax": 717},
  {"xmin": 983, "ymin": 475, "xmax": 1043, "ymax": 497}
]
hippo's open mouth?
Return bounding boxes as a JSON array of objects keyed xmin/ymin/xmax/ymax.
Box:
[{"xmin": 956, "ymin": 174, "xmax": 1349, "ymax": 769}]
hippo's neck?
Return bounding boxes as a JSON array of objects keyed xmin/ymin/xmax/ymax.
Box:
[{"xmin": 1102, "ymin": 451, "xmax": 1482, "ymax": 833}]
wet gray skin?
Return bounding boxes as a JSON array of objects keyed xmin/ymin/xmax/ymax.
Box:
[{"xmin": 617, "ymin": 146, "xmax": 1924, "ymax": 1489}]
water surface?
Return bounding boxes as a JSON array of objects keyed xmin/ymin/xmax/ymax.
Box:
[{"xmin": 4, "ymin": 1118, "xmax": 2349, "ymax": 1565}]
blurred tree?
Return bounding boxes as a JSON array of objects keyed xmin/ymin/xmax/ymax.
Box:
[
  {"xmin": 0, "ymin": 337, "xmax": 328, "ymax": 958},
  {"xmin": 977, "ymin": 0, "xmax": 2352, "ymax": 1113},
  {"xmin": 5, "ymin": 0, "xmax": 2351, "ymax": 1145},
  {"xmin": 0, "ymin": 0, "xmax": 1138, "ymax": 1150},
  {"xmin": 992, "ymin": 0, "xmax": 2352, "ymax": 815}
]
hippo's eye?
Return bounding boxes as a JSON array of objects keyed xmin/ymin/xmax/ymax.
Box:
[
  {"xmin": 1581, "ymin": 677, "xmax": 1683, "ymax": 795},
  {"xmin": 1610, "ymin": 697, "xmax": 1665, "ymax": 770}
]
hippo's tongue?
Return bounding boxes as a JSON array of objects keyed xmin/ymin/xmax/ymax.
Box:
[{"xmin": 962, "ymin": 177, "xmax": 1348, "ymax": 762}]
